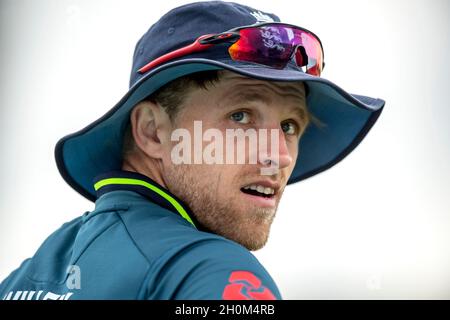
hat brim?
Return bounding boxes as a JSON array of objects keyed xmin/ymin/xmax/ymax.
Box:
[{"xmin": 55, "ymin": 58, "xmax": 385, "ymax": 201}]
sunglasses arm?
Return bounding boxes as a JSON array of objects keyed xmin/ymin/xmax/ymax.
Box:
[{"xmin": 138, "ymin": 34, "xmax": 215, "ymax": 74}]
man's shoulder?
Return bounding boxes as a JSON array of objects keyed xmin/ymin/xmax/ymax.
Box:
[{"xmin": 146, "ymin": 232, "xmax": 280, "ymax": 299}]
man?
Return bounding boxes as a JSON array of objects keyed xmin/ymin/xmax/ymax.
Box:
[{"xmin": 0, "ymin": 1, "xmax": 384, "ymax": 300}]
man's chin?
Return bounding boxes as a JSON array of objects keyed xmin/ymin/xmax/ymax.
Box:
[
  {"xmin": 216, "ymin": 217, "xmax": 274, "ymax": 251},
  {"xmin": 216, "ymin": 204, "xmax": 276, "ymax": 250},
  {"xmin": 236, "ymin": 230, "xmax": 271, "ymax": 251}
]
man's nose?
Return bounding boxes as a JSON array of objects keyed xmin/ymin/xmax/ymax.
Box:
[
  {"xmin": 258, "ymin": 127, "xmax": 293, "ymax": 171},
  {"xmin": 277, "ymin": 129, "xmax": 293, "ymax": 170}
]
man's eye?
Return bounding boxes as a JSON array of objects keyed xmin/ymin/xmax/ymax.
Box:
[
  {"xmin": 281, "ymin": 121, "xmax": 297, "ymax": 135},
  {"xmin": 230, "ymin": 111, "xmax": 250, "ymax": 124}
]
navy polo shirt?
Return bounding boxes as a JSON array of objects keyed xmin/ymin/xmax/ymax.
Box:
[{"xmin": 0, "ymin": 171, "xmax": 281, "ymax": 300}]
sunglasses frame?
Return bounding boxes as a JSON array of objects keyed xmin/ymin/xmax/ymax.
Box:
[{"xmin": 138, "ymin": 22, "xmax": 325, "ymax": 75}]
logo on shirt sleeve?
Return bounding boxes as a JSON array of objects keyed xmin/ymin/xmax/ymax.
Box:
[{"xmin": 222, "ymin": 271, "xmax": 276, "ymax": 300}]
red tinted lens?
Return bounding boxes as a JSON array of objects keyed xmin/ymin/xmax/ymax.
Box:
[
  {"xmin": 296, "ymin": 30, "xmax": 323, "ymax": 76},
  {"xmin": 228, "ymin": 27, "xmax": 293, "ymax": 69},
  {"xmin": 228, "ymin": 25, "xmax": 323, "ymax": 75}
]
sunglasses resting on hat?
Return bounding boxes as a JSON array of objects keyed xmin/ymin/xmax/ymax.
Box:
[{"xmin": 138, "ymin": 22, "xmax": 325, "ymax": 76}]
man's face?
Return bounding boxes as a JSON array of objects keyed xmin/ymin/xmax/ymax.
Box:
[{"xmin": 160, "ymin": 71, "xmax": 308, "ymax": 250}]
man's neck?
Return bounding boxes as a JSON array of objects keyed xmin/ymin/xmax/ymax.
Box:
[{"xmin": 121, "ymin": 156, "xmax": 167, "ymax": 189}]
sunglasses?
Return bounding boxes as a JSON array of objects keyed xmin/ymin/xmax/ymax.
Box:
[{"xmin": 138, "ymin": 22, "xmax": 325, "ymax": 76}]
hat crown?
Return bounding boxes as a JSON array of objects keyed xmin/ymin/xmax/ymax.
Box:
[{"xmin": 129, "ymin": 1, "xmax": 280, "ymax": 87}]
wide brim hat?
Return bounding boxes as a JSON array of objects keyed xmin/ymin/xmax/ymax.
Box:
[{"xmin": 55, "ymin": 1, "xmax": 385, "ymax": 201}]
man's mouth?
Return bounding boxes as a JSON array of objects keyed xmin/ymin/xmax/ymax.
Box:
[{"xmin": 240, "ymin": 184, "xmax": 275, "ymax": 198}]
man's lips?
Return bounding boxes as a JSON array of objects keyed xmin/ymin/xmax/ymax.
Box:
[{"xmin": 240, "ymin": 179, "xmax": 281, "ymax": 199}]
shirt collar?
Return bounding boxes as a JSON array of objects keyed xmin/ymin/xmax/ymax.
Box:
[{"xmin": 93, "ymin": 170, "xmax": 197, "ymax": 229}]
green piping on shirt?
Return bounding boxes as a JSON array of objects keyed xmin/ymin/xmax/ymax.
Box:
[{"xmin": 94, "ymin": 178, "xmax": 196, "ymax": 228}]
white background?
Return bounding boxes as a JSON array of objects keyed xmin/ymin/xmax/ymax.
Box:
[{"xmin": 1, "ymin": 0, "xmax": 449, "ymax": 299}]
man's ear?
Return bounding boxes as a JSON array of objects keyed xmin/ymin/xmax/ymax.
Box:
[{"xmin": 129, "ymin": 100, "xmax": 167, "ymax": 159}]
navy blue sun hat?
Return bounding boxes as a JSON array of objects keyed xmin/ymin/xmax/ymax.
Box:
[{"xmin": 55, "ymin": 1, "xmax": 385, "ymax": 201}]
